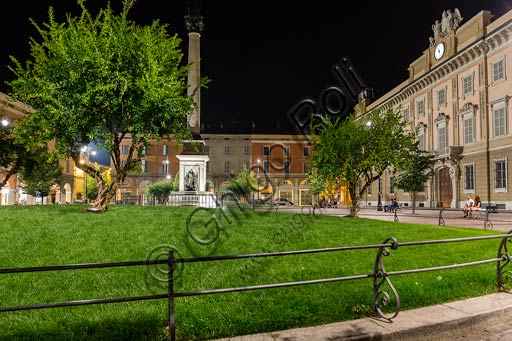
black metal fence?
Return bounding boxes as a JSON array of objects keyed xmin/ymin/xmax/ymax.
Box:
[{"xmin": 2, "ymin": 231, "xmax": 512, "ymax": 340}]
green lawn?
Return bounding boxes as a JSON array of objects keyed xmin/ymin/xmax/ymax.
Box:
[{"xmin": 0, "ymin": 204, "xmax": 507, "ymax": 340}]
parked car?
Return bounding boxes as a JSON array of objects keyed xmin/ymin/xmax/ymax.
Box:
[{"xmin": 274, "ymin": 198, "xmax": 294, "ymax": 206}]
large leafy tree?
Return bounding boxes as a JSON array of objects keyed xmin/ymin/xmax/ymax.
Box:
[
  {"xmin": 8, "ymin": 0, "xmax": 203, "ymax": 211},
  {"xmin": 393, "ymin": 151, "xmax": 433, "ymax": 214},
  {"xmin": 311, "ymin": 107, "xmax": 419, "ymax": 217}
]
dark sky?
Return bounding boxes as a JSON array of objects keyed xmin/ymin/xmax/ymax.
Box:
[{"xmin": 1, "ymin": 1, "xmax": 510, "ymax": 134}]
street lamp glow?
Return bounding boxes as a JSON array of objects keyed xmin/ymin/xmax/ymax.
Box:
[
  {"xmin": 91, "ymin": 150, "xmax": 97, "ymax": 156},
  {"xmin": 166, "ymin": 174, "xmax": 171, "ymax": 180}
]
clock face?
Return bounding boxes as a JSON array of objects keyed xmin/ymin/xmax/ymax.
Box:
[{"xmin": 435, "ymin": 43, "xmax": 445, "ymax": 60}]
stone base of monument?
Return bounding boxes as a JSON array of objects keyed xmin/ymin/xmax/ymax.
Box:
[{"xmin": 168, "ymin": 191, "xmax": 217, "ymax": 208}]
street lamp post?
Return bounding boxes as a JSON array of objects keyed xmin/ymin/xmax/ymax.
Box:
[
  {"xmin": 80, "ymin": 146, "xmax": 96, "ymax": 204},
  {"xmin": 257, "ymin": 159, "xmax": 261, "ymax": 202}
]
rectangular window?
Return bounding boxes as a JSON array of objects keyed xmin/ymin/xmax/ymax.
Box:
[
  {"xmin": 121, "ymin": 160, "xmax": 127, "ymax": 167},
  {"xmin": 437, "ymin": 88, "xmax": 446, "ymax": 107},
  {"xmin": 303, "ymin": 146, "xmax": 310, "ymax": 156},
  {"xmin": 243, "ymin": 146, "xmax": 249, "ymax": 156},
  {"xmin": 416, "ymin": 99, "xmax": 425, "ymax": 117},
  {"xmin": 284, "ymin": 161, "xmax": 290, "ymax": 174},
  {"xmin": 367, "ymin": 184, "xmax": 372, "ymax": 195},
  {"xmin": 463, "ymin": 115, "xmax": 474, "ymax": 144},
  {"xmin": 303, "ymin": 162, "xmax": 308, "ymax": 174},
  {"xmin": 224, "ymin": 146, "xmax": 230, "ymax": 156},
  {"xmin": 493, "ymin": 102, "xmax": 507, "ymax": 137},
  {"xmin": 263, "ymin": 160, "xmax": 270, "ymax": 173},
  {"xmin": 492, "ymin": 58, "xmax": 506, "ymax": 83},
  {"xmin": 494, "ymin": 159, "xmax": 507, "ymax": 190},
  {"xmin": 162, "ymin": 145, "xmax": 168, "ymax": 156},
  {"xmin": 462, "ymin": 74, "xmax": 473, "ymax": 96},
  {"xmin": 121, "ymin": 145, "xmax": 129, "ymax": 155},
  {"xmin": 262, "ymin": 146, "xmax": 270, "ymax": 156},
  {"xmin": 464, "ymin": 164, "xmax": 475, "ymax": 191},
  {"xmin": 162, "ymin": 160, "xmax": 169, "ymax": 174},
  {"xmin": 402, "ymin": 107, "xmax": 409, "ymax": 122},
  {"xmin": 284, "ymin": 146, "xmax": 290, "ymax": 157},
  {"xmin": 390, "ymin": 176, "xmax": 395, "ymax": 194},
  {"xmin": 224, "ymin": 161, "xmax": 230, "ymax": 173},
  {"xmin": 438, "ymin": 125, "xmax": 447, "ymax": 150},
  {"xmin": 141, "ymin": 160, "xmax": 148, "ymax": 173}
]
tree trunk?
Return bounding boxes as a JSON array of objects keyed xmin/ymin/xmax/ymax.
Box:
[
  {"xmin": 348, "ymin": 185, "xmax": 360, "ymax": 218},
  {"xmin": 91, "ymin": 179, "xmax": 119, "ymax": 212},
  {"xmin": 412, "ymin": 192, "xmax": 417, "ymax": 214}
]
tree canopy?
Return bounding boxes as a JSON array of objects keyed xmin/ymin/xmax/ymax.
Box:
[
  {"xmin": 393, "ymin": 151, "xmax": 433, "ymax": 214},
  {"xmin": 224, "ymin": 165, "xmax": 258, "ymax": 197},
  {"xmin": 8, "ymin": 0, "xmax": 205, "ymax": 211},
  {"xmin": 311, "ymin": 107, "xmax": 421, "ymax": 217}
]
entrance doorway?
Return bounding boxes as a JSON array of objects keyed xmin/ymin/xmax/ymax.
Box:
[{"xmin": 439, "ymin": 167, "xmax": 452, "ymax": 208}]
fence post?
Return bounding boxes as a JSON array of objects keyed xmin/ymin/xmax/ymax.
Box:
[
  {"xmin": 438, "ymin": 209, "xmax": 445, "ymax": 226},
  {"xmin": 393, "ymin": 209, "xmax": 399, "ymax": 222},
  {"xmin": 497, "ymin": 230, "xmax": 512, "ymax": 292},
  {"xmin": 168, "ymin": 251, "xmax": 176, "ymax": 341},
  {"xmin": 484, "ymin": 210, "xmax": 494, "ymax": 230},
  {"xmin": 373, "ymin": 237, "xmax": 400, "ymax": 321}
]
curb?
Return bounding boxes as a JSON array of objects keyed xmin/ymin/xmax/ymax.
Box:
[{"xmin": 213, "ymin": 293, "xmax": 512, "ymax": 341}]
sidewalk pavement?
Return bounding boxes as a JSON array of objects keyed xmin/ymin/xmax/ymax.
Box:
[
  {"xmin": 273, "ymin": 206, "xmax": 512, "ymax": 232},
  {"xmin": 213, "ymin": 206, "xmax": 512, "ymax": 340}
]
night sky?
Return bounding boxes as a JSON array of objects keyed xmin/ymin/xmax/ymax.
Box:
[{"xmin": 1, "ymin": 1, "xmax": 510, "ymax": 134}]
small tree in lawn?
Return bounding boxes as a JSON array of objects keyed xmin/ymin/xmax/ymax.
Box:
[
  {"xmin": 225, "ymin": 165, "xmax": 258, "ymax": 198},
  {"xmin": 393, "ymin": 151, "xmax": 433, "ymax": 214},
  {"xmin": 8, "ymin": 0, "xmax": 206, "ymax": 212},
  {"xmin": 311, "ymin": 107, "xmax": 419, "ymax": 217},
  {"xmin": 306, "ymin": 167, "xmax": 325, "ymax": 207}
]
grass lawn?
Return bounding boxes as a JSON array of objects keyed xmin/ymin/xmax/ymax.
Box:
[{"xmin": 0, "ymin": 204, "xmax": 507, "ymax": 340}]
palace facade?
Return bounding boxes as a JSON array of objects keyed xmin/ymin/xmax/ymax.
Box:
[{"xmin": 367, "ymin": 8, "xmax": 512, "ymax": 209}]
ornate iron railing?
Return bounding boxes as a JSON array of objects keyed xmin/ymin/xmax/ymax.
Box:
[{"xmin": 1, "ymin": 231, "xmax": 512, "ymax": 340}]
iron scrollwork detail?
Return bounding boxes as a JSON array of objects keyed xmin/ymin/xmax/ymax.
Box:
[
  {"xmin": 373, "ymin": 237, "xmax": 400, "ymax": 321},
  {"xmin": 497, "ymin": 230, "xmax": 512, "ymax": 292}
]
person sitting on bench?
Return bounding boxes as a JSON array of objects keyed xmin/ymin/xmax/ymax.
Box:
[
  {"xmin": 469, "ymin": 195, "xmax": 481, "ymax": 219},
  {"xmin": 462, "ymin": 194, "xmax": 474, "ymax": 218}
]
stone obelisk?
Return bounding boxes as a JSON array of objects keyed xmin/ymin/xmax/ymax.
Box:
[{"xmin": 177, "ymin": 0, "xmax": 209, "ymax": 194}]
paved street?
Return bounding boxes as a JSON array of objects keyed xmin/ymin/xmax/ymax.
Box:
[{"xmin": 272, "ymin": 205, "xmax": 512, "ymax": 233}]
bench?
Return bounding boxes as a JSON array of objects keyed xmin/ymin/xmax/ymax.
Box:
[{"xmin": 476, "ymin": 205, "xmax": 498, "ymax": 219}]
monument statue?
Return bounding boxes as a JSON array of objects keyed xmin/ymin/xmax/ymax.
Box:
[{"xmin": 184, "ymin": 169, "xmax": 198, "ymax": 191}]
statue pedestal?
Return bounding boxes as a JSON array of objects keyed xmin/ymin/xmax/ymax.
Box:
[{"xmin": 176, "ymin": 153, "xmax": 209, "ymax": 192}]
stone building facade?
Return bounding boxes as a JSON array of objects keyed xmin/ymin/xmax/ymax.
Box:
[{"xmin": 367, "ymin": 8, "xmax": 512, "ymax": 209}]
